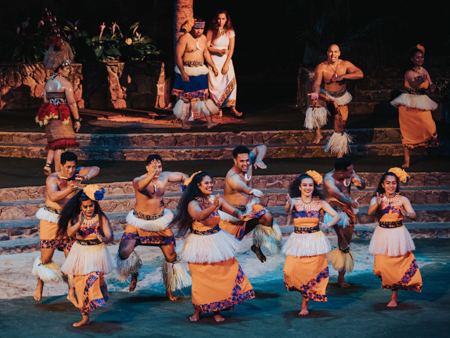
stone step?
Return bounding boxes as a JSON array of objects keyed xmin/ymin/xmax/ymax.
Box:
[
  {"xmin": 1, "ymin": 210, "xmax": 449, "ymax": 255},
  {"xmin": 1, "ymin": 203, "xmax": 449, "ymax": 233},
  {"xmin": 2, "ymin": 172, "xmax": 450, "ymax": 202},
  {"xmin": 2, "ymin": 187, "xmax": 450, "ymax": 221},
  {"xmin": 0, "ymin": 128, "xmax": 408, "ymax": 146},
  {"xmin": 1, "ymin": 140, "xmax": 448, "ymax": 161}
]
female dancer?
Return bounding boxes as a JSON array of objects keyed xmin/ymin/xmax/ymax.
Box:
[
  {"xmin": 368, "ymin": 168, "xmax": 422, "ymax": 307},
  {"xmin": 207, "ymin": 10, "xmax": 242, "ymax": 118},
  {"xmin": 391, "ymin": 44, "xmax": 438, "ymax": 168},
  {"xmin": 59, "ymin": 185, "xmax": 116, "ymax": 327},
  {"xmin": 171, "ymin": 172, "xmax": 254, "ymax": 322},
  {"xmin": 283, "ymin": 172, "xmax": 340, "ymax": 315}
]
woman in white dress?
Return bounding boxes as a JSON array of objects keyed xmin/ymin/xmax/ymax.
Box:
[{"xmin": 207, "ymin": 10, "xmax": 242, "ymax": 118}]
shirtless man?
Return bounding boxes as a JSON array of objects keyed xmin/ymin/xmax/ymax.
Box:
[
  {"xmin": 116, "ymin": 154, "xmax": 190, "ymax": 300},
  {"xmin": 172, "ymin": 18, "xmax": 220, "ymax": 129},
  {"xmin": 323, "ymin": 157, "xmax": 365, "ymax": 287},
  {"xmin": 306, "ymin": 44, "xmax": 363, "ymax": 157},
  {"xmin": 33, "ymin": 151, "xmax": 100, "ymax": 304},
  {"xmin": 219, "ymin": 145, "xmax": 282, "ymax": 263}
]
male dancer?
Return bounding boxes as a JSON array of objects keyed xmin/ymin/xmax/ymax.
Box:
[
  {"xmin": 219, "ymin": 145, "xmax": 281, "ymax": 263},
  {"xmin": 172, "ymin": 18, "xmax": 220, "ymax": 129},
  {"xmin": 116, "ymin": 154, "xmax": 190, "ymax": 300},
  {"xmin": 33, "ymin": 151, "xmax": 100, "ymax": 304},
  {"xmin": 306, "ymin": 44, "xmax": 363, "ymax": 157},
  {"xmin": 323, "ymin": 157, "xmax": 365, "ymax": 287}
]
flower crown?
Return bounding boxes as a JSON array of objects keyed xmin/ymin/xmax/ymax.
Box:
[
  {"xmin": 388, "ymin": 167, "xmax": 410, "ymax": 183},
  {"xmin": 416, "ymin": 44, "xmax": 425, "ymax": 54},
  {"xmin": 305, "ymin": 170, "xmax": 323, "ymax": 187},
  {"xmin": 181, "ymin": 171, "xmax": 202, "ymax": 191},
  {"xmin": 82, "ymin": 184, "xmax": 105, "ymax": 201}
]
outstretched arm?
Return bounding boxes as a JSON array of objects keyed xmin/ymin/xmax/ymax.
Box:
[
  {"xmin": 76, "ymin": 166, "xmax": 100, "ymax": 181},
  {"xmin": 228, "ymin": 174, "xmax": 262, "ymax": 197},
  {"xmin": 133, "ymin": 163, "xmax": 157, "ymax": 191},
  {"xmin": 165, "ymin": 171, "xmax": 189, "ymax": 183},
  {"xmin": 367, "ymin": 195, "xmax": 381, "ymax": 216},
  {"xmin": 219, "ymin": 197, "xmax": 250, "ymax": 220},
  {"xmin": 352, "ymin": 171, "xmax": 366, "ymax": 190}
]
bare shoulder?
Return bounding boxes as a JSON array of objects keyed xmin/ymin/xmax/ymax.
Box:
[
  {"xmin": 47, "ymin": 172, "xmax": 60, "ymax": 184},
  {"xmin": 133, "ymin": 173, "xmax": 146, "ymax": 183},
  {"xmin": 316, "ymin": 62, "xmax": 326, "ymax": 71},
  {"xmin": 400, "ymin": 195, "xmax": 410, "ymax": 203},
  {"xmin": 200, "ymin": 34, "xmax": 207, "ymax": 42}
]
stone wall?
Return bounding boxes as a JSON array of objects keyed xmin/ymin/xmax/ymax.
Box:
[
  {"xmin": 82, "ymin": 61, "xmax": 171, "ymax": 110},
  {"xmin": 0, "ymin": 61, "xmax": 171, "ymax": 111},
  {"xmin": 0, "ymin": 62, "xmax": 83, "ymax": 110}
]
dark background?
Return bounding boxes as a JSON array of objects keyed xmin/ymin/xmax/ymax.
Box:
[{"xmin": 0, "ymin": 0, "xmax": 448, "ymax": 104}]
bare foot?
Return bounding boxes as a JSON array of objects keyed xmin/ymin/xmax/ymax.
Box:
[
  {"xmin": 207, "ymin": 122, "xmax": 219, "ymax": 129},
  {"xmin": 251, "ymin": 244, "xmax": 267, "ymax": 263},
  {"xmin": 298, "ymin": 304, "xmax": 309, "ymax": 316},
  {"xmin": 166, "ymin": 289, "xmax": 179, "ymax": 301},
  {"xmin": 182, "ymin": 121, "xmax": 191, "ymax": 129},
  {"xmin": 102, "ymin": 284, "xmax": 109, "ymax": 302},
  {"xmin": 189, "ymin": 311, "xmax": 201, "ymax": 322},
  {"xmin": 129, "ymin": 274, "xmax": 138, "ymax": 292},
  {"xmin": 44, "ymin": 166, "xmax": 51, "ymax": 176},
  {"xmin": 218, "ymin": 109, "xmax": 223, "ymax": 118},
  {"xmin": 387, "ymin": 292, "xmax": 398, "ymax": 307},
  {"xmin": 312, "ymin": 134, "xmax": 323, "ymax": 144},
  {"xmin": 213, "ymin": 311, "xmax": 225, "ymax": 322},
  {"xmin": 231, "ymin": 107, "xmax": 242, "ymax": 117},
  {"xmin": 67, "ymin": 293, "xmax": 79, "ymax": 308},
  {"xmin": 402, "ymin": 163, "xmax": 410, "ymax": 168},
  {"xmin": 338, "ymin": 279, "xmax": 351, "ymax": 288},
  {"xmin": 73, "ymin": 316, "xmax": 90, "ymax": 327},
  {"xmin": 34, "ymin": 279, "xmax": 44, "ymax": 301}
]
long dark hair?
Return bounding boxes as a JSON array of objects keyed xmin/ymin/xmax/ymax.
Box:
[
  {"xmin": 289, "ymin": 174, "xmax": 321, "ymax": 199},
  {"xmin": 170, "ymin": 172, "xmax": 212, "ymax": 237},
  {"xmin": 57, "ymin": 190, "xmax": 106, "ymax": 238},
  {"xmin": 208, "ymin": 9, "xmax": 234, "ymax": 43},
  {"xmin": 375, "ymin": 172, "xmax": 400, "ymax": 195}
]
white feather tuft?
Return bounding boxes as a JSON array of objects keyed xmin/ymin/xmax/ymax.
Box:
[
  {"xmin": 304, "ymin": 106, "xmax": 328, "ymax": 130},
  {"xmin": 32, "ymin": 257, "xmax": 63, "ymax": 283},
  {"xmin": 324, "ymin": 132, "xmax": 352, "ymax": 155},
  {"xmin": 162, "ymin": 260, "xmax": 192, "ymax": 291},
  {"xmin": 391, "ymin": 93, "xmax": 438, "ymax": 111},
  {"xmin": 114, "ymin": 251, "xmax": 142, "ymax": 282}
]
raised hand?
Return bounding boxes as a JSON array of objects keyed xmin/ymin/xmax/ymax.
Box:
[
  {"xmin": 75, "ymin": 174, "xmax": 90, "ymax": 181},
  {"xmin": 213, "ymin": 194, "xmax": 220, "ymax": 209},
  {"xmin": 319, "ymin": 221, "xmax": 330, "ymax": 230},
  {"xmin": 351, "ymin": 196, "xmax": 360, "ymax": 209},
  {"xmin": 148, "ymin": 161, "xmax": 157, "ymax": 177},
  {"xmin": 254, "ymin": 160, "xmax": 267, "ymax": 170},
  {"xmin": 286, "ymin": 194, "xmax": 293, "ymax": 206},
  {"xmin": 352, "ymin": 172, "xmax": 362, "ymax": 187},
  {"xmin": 376, "ymin": 192, "xmax": 383, "ymax": 206}
]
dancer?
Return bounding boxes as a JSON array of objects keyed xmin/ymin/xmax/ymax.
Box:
[
  {"xmin": 368, "ymin": 168, "xmax": 422, "ymax": 306},
  {"xmin": 306, "ymin": 44, "xmax": 363, "ymax": 156},
  {"xmin": 172, "ymin": 172, "xmax": 255, "ymax": 322},
  {"xmin": 391, "ymin": 44, "xmax": 438, "ymax": 168},
  {"xmin": 323, "ymin": 157, "xmax": 365, "ymax": 287},
  {"xmin": 283, "ymin": 171, "xmax": 340, "ymax": 315},
  {"xmin": 219, "ymin": 145, "xmax": 282, "ymax": 263},
  {"xmin": 207, "ymin": 10, "xmax": 242, "ymax": 118},
  {"xmin": 32, "ymin": 151, "xmax": 100, "ymax": 304},
  {"xmin": 172, "ymin": 18, "xmax": 220, "ymax": 129},
  {"xmin": 59, "ymin": 185, "xmax": 116, "ymax": 327},
  {"xmin": 36, "ymin": 11, "xmax": 80, "ymax": 175},
  {"xmin": 115, "ymin": 154, "xmax": 190, "ymax": 300}
]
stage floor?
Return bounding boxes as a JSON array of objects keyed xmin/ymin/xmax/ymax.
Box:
[{"xmin": 0, "ymin": 238, "xmax": 448, "ymax": 338}]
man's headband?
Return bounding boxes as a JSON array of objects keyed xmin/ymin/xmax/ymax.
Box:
[{"xmin": 194, "ymin": 21, "xmax": 205, "ymax": 28}]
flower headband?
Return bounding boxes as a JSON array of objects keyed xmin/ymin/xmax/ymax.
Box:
[
  {"xmin": 416, "ymin": 44, "xmax": 425, "ymax": 54},
  {"xmin": 181, "ymin": 171, "xmax": 202, "ymax": 191},
  {"xmin": 61, "ymin": 60, "xmax": 71, "ymax": 67},
  {"xmin": 388, "ymin": 167, "xmax": 410, "ymax": 183},
  {"xmin": 305, "ymin": 170, "xmax": 323, "ymax": 187},
  {"xmin": 194, "ymin": 21, "xmax": 205, "ymax": 28},
  {"xmin": 82, "ymin": 184, "xmax": 105, "ymax": 201}
]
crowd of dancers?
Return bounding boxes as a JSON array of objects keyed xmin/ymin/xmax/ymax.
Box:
[{"xmin": 32, "ymin": 148, "xmax": 422, "ymax": 326}]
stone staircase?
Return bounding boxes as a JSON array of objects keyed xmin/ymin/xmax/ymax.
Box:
[
  {"xmin": 1, "ymin": 128, "xmax": 449, "ymax": 161},
  {"xmin": 1, "ymin": 172, "xmax": 449, "ymax": 254}
]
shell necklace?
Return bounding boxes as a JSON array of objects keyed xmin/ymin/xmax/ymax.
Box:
[
  {"xmin": 382, "ymin": 194, "xmax": 401, "ymax": 206},
  {"xmin": 295, "ymin": 198, "xmax": 318, "ymax": 211}
]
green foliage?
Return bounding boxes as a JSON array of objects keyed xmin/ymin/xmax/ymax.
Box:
[
  {"xmin": 0, "ymin": 32, "xmax": 46, "ymax": 63},
  {"xmin": 64, "ymin": 22, "xmax": 160, "ymax": 62}
]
